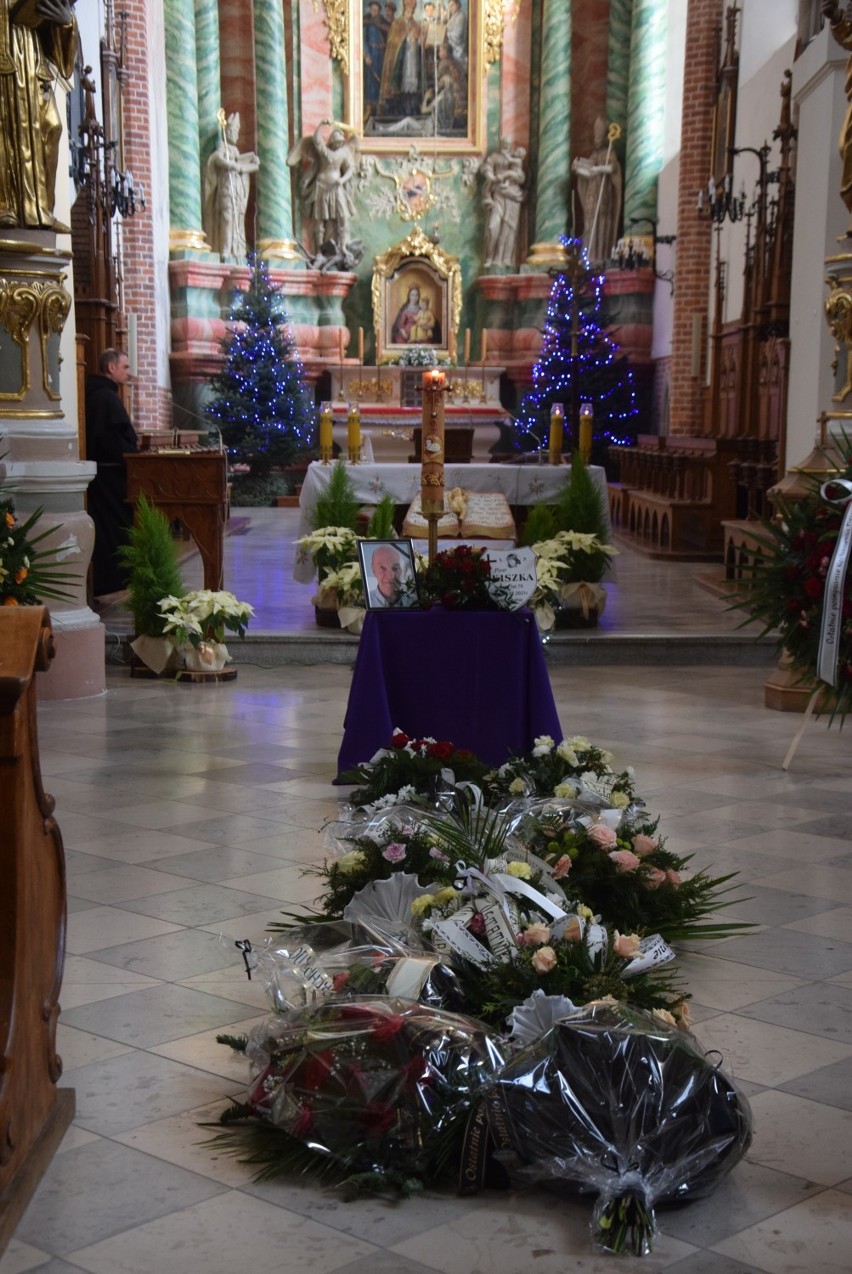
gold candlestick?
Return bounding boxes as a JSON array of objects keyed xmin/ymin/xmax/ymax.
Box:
[
  {"xmin": 579, "ymin": 401, "xmax": 594, "ymax": 465},
  {"xmin": 549, "ymin": 402, "xmax": 565, "ymax": 465},
  {"xmin": 347, "ymin": 402, "xmax": 361, "ymax": 464},
  {"xmin": 319, "ymin": 401, "xmax": 333, "ymax": 464}
]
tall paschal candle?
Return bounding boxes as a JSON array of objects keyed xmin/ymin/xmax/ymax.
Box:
[{"xmin": 421, "ymin": 369, "xmax": 446, "ymax": 516}]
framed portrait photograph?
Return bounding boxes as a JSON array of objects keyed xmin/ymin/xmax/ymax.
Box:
[
  {"xmin": 359, "ymin": 538, "xmax": 421, "ymax": 610},
  {"xmin": 347, "ymin": 0, "xmax": 485, "ymax": 153}
]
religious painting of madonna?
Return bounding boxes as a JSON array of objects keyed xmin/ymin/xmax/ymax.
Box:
[{"xmin": 348, "ymin": 0, "xmax": 484, "ymax": 152}]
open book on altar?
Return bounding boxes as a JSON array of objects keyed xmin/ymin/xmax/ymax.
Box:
[{"xmin": 402, "ymin": 489, "xmax": 517, "ymax": 541}]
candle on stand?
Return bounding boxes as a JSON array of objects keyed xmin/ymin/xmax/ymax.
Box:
[
  {"xmin": 548, "ymin": 402, "xmax": 565, "ymax": 466},
  {"xmin": 420, "ymin": 369, "xmax": 446, "ymax": 562},
  {"xmin": 480, "ymin": 329, "xmax": 487, "ymax": 363},
  {"xmin": 448, "ymin": 329, "xmax": 456, "ymax": 362},
  {"xmin": 579, "ymin": 401, "xmax": 594, "ymax": 464},
  {"xmin": 463, "ymin": 328, "xmax": 471, "ymax": 364},
  {"xmin": 347, "ymin": 401, "xmax": 361, "ymax": 463},
  {"xmin": 319, "ymin": 401, "xmax": 333, "ymax": 464},
  {"xmin": 358, "ymin": 326, "xmax": 364, "ymax": 365},
  {"xmin": 339, "ymin": 328, "xmax": 345, "ymax": 363}
]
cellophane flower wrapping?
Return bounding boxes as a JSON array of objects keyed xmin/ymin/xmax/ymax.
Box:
[
  {"xmin": 488, "ymin": 1001, "xmax": 752, "ymax": 1256},
  {"xmin": 245, "ymin": 997, "xmax": 504, "ymax": 1178},
  {"xmin": 248, "ymin": 919, "xmax": 468, "ymax": 1015}
]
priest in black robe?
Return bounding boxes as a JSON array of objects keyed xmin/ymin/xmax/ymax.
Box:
[{"xmin": 85, "ymin": 349, "xmax": 138, "ymax": 597}]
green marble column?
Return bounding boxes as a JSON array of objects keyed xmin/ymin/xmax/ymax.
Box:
[
  {"xmin": 253, "ymin": 0, "xmax": 299, "ymax": 260},
  {"xmin": 607, "ymin": 0, "xmax": 634, "ymax": 141},
  {"xmin": 165, "ymin": 0, "xmax": 208, "ymax": 252},
  {"xmin": 624, "ymin": 0, "xmax": 667, "ymax": 228},
  {"xmin": 194, "ymin": 0, "xmax": 221, "ymax": 177},
  {"xmin": 529, "ymin": 0, "xmax": 571, "ymax": 257}
]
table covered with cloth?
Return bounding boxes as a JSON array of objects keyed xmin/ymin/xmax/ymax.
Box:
[{"xmin": 336, "ymin": 607, "xmax": 562, "ymax": 777}]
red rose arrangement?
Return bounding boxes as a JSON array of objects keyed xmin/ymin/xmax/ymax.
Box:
[{"xmin": 241, "ymin": 997, "xmax": 500, "ymax": 1182}]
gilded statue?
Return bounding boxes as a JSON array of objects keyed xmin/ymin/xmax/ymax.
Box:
[
  {"xmin": 823, "ymin": 1, "xmax": 852, "ymax": 235},
  {"xmin": 0, "ymin": 0, "xmax": 77, "ymax": 229}
]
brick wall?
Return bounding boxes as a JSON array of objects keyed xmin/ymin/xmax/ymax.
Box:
[
  {"xmin": 669, "ymin": 0, "xmax": 720, "ymax": 436},
  {"xmin": 119, "ymin": 0, "xmax": 169, "ymax": 430}
]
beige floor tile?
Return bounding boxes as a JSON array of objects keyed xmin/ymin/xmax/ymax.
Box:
[
  {"xmin": 65, "ymin": 1190, "xmax": 378, "ymax": 1274},
  {"xmin": 692, "ymin": 1013, "xmax": 852, "ymax": 1086},
  {"xmin": 744, "ymin": 1091, "xmax": 852, "ymax": 1185},
  {"xmin": 711, "ymin": 1189, "xmax": 852, "ymax": 1273}
]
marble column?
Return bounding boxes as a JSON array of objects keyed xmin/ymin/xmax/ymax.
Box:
[
  {"xmin": 164, "ymin": 0, "xmax": 209, "ymax": 253},
  {"xmin": 194, "ymin": 0, "xmax": 222, "ymax": 178},
  {"xmin": 624, "ymin": 0, "xmax": 667, "ymax": 228},
  {"xmin": 253, "ymin": 0, "xmax": 299, "ymax": 261},
  {"xmin": 527, "ymin": 0, "xmax": 571, "ymax": 264},
  {"xmin": 607, "ymin": 0, "xmax": 634, "ymax": 142}
]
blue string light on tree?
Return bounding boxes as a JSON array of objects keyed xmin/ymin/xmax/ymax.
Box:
[
  {"xmin": 205, "ymin": 255, "xmax": 317, "ymax": 501},
  {"xmin": 514, "ymin": 236, "xmax": 637, "ymax": 462}
]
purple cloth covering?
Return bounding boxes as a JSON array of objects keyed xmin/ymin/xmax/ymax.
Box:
[{"xmin": 337, "ymin": 608, "xmax": 562, "ymax": 776}]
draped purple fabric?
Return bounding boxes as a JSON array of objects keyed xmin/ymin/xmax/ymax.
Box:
[{"xmin": 337, "ymin": 608, "xmax": 562, "ymax": 776}]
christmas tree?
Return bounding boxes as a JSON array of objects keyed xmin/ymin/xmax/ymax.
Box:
[
  {"xmin": 515, "ymin": 237, "xmax": 637, "ymax": 462},
  {"xmin": 206, "ymin": 257, "xmax": 316, "ymax": 481}
]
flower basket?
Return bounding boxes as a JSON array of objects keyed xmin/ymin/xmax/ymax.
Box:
[{"xmin": 314, "ymin": 604, "xmax": 342, "ymax": 629}]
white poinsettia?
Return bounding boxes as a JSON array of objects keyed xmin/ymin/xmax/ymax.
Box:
[{"xmin": 158, "ymin": 589, "xmax": 254, "ymax": 648}]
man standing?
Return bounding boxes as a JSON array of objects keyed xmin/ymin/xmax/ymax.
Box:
[{"xmin": 85, "ymin": 349, "xmax": 138, "ymax": 598}]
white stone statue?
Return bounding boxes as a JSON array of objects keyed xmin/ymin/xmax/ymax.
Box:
[
  {"xmin": 203, "ymin": 112, "xmax": 260, "ymax": 261},
  {"xmin": 481, "ymin": 138, "xmax": 527, "ymax": 269},
  {"xmin": 288, "ymin": 120, "xmax": 359, "ymax": 258},
  {"xmin": 572, "ymin": 117, "xmax": 623, "ymax": 263}
]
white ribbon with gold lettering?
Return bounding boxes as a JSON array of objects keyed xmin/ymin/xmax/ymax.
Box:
[{"xmin": 817, "ymin": 479, "xmax": 852, "ymax": 686}]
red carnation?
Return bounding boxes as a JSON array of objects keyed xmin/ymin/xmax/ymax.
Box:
[
  {"xmin": 428, "ymin": 740, "xmax": 454, "ymax": 759},
  {"xmin": 803, "ymin": 576, "xmax": 823, "ymax": 599},
  {"xmin": 392, "ymin": 730, "xmax": 410, "ymax": 749},
  {"xmin": 362, "ymin": 1101, "xmax": 397, "ymax": 1136},
  {"xmin": 371, "ymin": 1012, "xmax": 407, "ymax": 1041}
]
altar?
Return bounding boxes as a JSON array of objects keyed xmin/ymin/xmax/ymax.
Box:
[{"xmin": 294, "ymin": 460, "xmax": 610, "ymax": 581}]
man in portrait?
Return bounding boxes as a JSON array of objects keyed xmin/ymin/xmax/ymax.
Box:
[{"xmin": 367, "ymin": 543, "xmax": 416, "ymax": 608}]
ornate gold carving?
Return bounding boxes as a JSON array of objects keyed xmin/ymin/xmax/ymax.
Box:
[
  {"xmin": 322, "ymin": 0, "xmax": 350, "ymax": 76},
  {"xmin": 39, "ymin": 281, "xmax": 72, "ymax": 401},
  {"xmin": 372, "ymin": 226, "xmax": 462, "ymax": 364},
  {"xmin": 0, "ymin": 275, "xmax": 71, "ymax": 402},
  {"xmin": 483, "ymin": 0, "xmax": 505, "ymax": 69},
  {"xmin": 825, "ymin": 270, "xmax": 852, "ymax": 402},
  {"xmin": 0, "ymin": 279, "xmax": 38, "ymax": 399}
]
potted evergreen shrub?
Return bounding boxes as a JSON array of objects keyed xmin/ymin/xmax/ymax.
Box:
[{"xmin": 118, "ymin": 495, "xmax": 186, "ymax": 675}]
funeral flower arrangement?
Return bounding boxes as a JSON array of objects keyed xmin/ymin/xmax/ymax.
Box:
[
  {"xmin": 213, "ymin": 725, "xmax": 754, "ymax": 1253},
  {"xmin": 0, "ymin": 497, "xmax": 74, "ymax": 606},
  {"xmin": 158, "ymin": 589, "xmax": 254, "ymax": 648},
  {"xmin": 529, "ymin": 532, "xmax": 618, "ymax": 631},
  {"xmin": 418, "ymin": 543, "xmax": 512, "ymax": 611},
  {"xmin": 734, "ymin": 445, "xmax": 852, "ymax": 722}
]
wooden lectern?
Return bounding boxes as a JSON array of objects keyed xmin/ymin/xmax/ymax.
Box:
[
  {"xmin": 0, "ymin": 608, "xmax": 75, "ymax": 1254},
  {"xmin": 125, "ymin": 451, "xmax": 227, "ymax": 590}
]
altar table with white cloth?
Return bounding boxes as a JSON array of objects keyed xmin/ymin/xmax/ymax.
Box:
[{"xmin": 294, "ymin": 461, "xmax": 610, "ymax": 581}]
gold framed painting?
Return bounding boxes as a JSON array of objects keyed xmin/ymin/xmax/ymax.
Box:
[
  {"xmin": 372, "ymin": 227, "xmax": 462, "ymax": 362},
  {"xmin": 346, "ymin": 0, "xmax": 486, "ymax": 153}
]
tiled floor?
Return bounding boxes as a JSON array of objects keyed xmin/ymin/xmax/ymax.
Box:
[{"xmin": 4, "ymin": 511, "xmax": 852, "ymax": 1274}]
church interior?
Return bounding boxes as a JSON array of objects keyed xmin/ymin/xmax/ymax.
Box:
[{"xmin": 2, "ymin": 2, "xmax": 852, "ymax": 1271}]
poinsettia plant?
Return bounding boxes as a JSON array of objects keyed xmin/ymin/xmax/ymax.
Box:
[{"xmin": 158, "ymin": 589, "xmax": 254, "ymax": 648}]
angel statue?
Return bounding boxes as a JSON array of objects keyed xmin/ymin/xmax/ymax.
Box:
[{"xmin": 288, "ymin": 120, "xmax": 359, "ymax": 265}]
